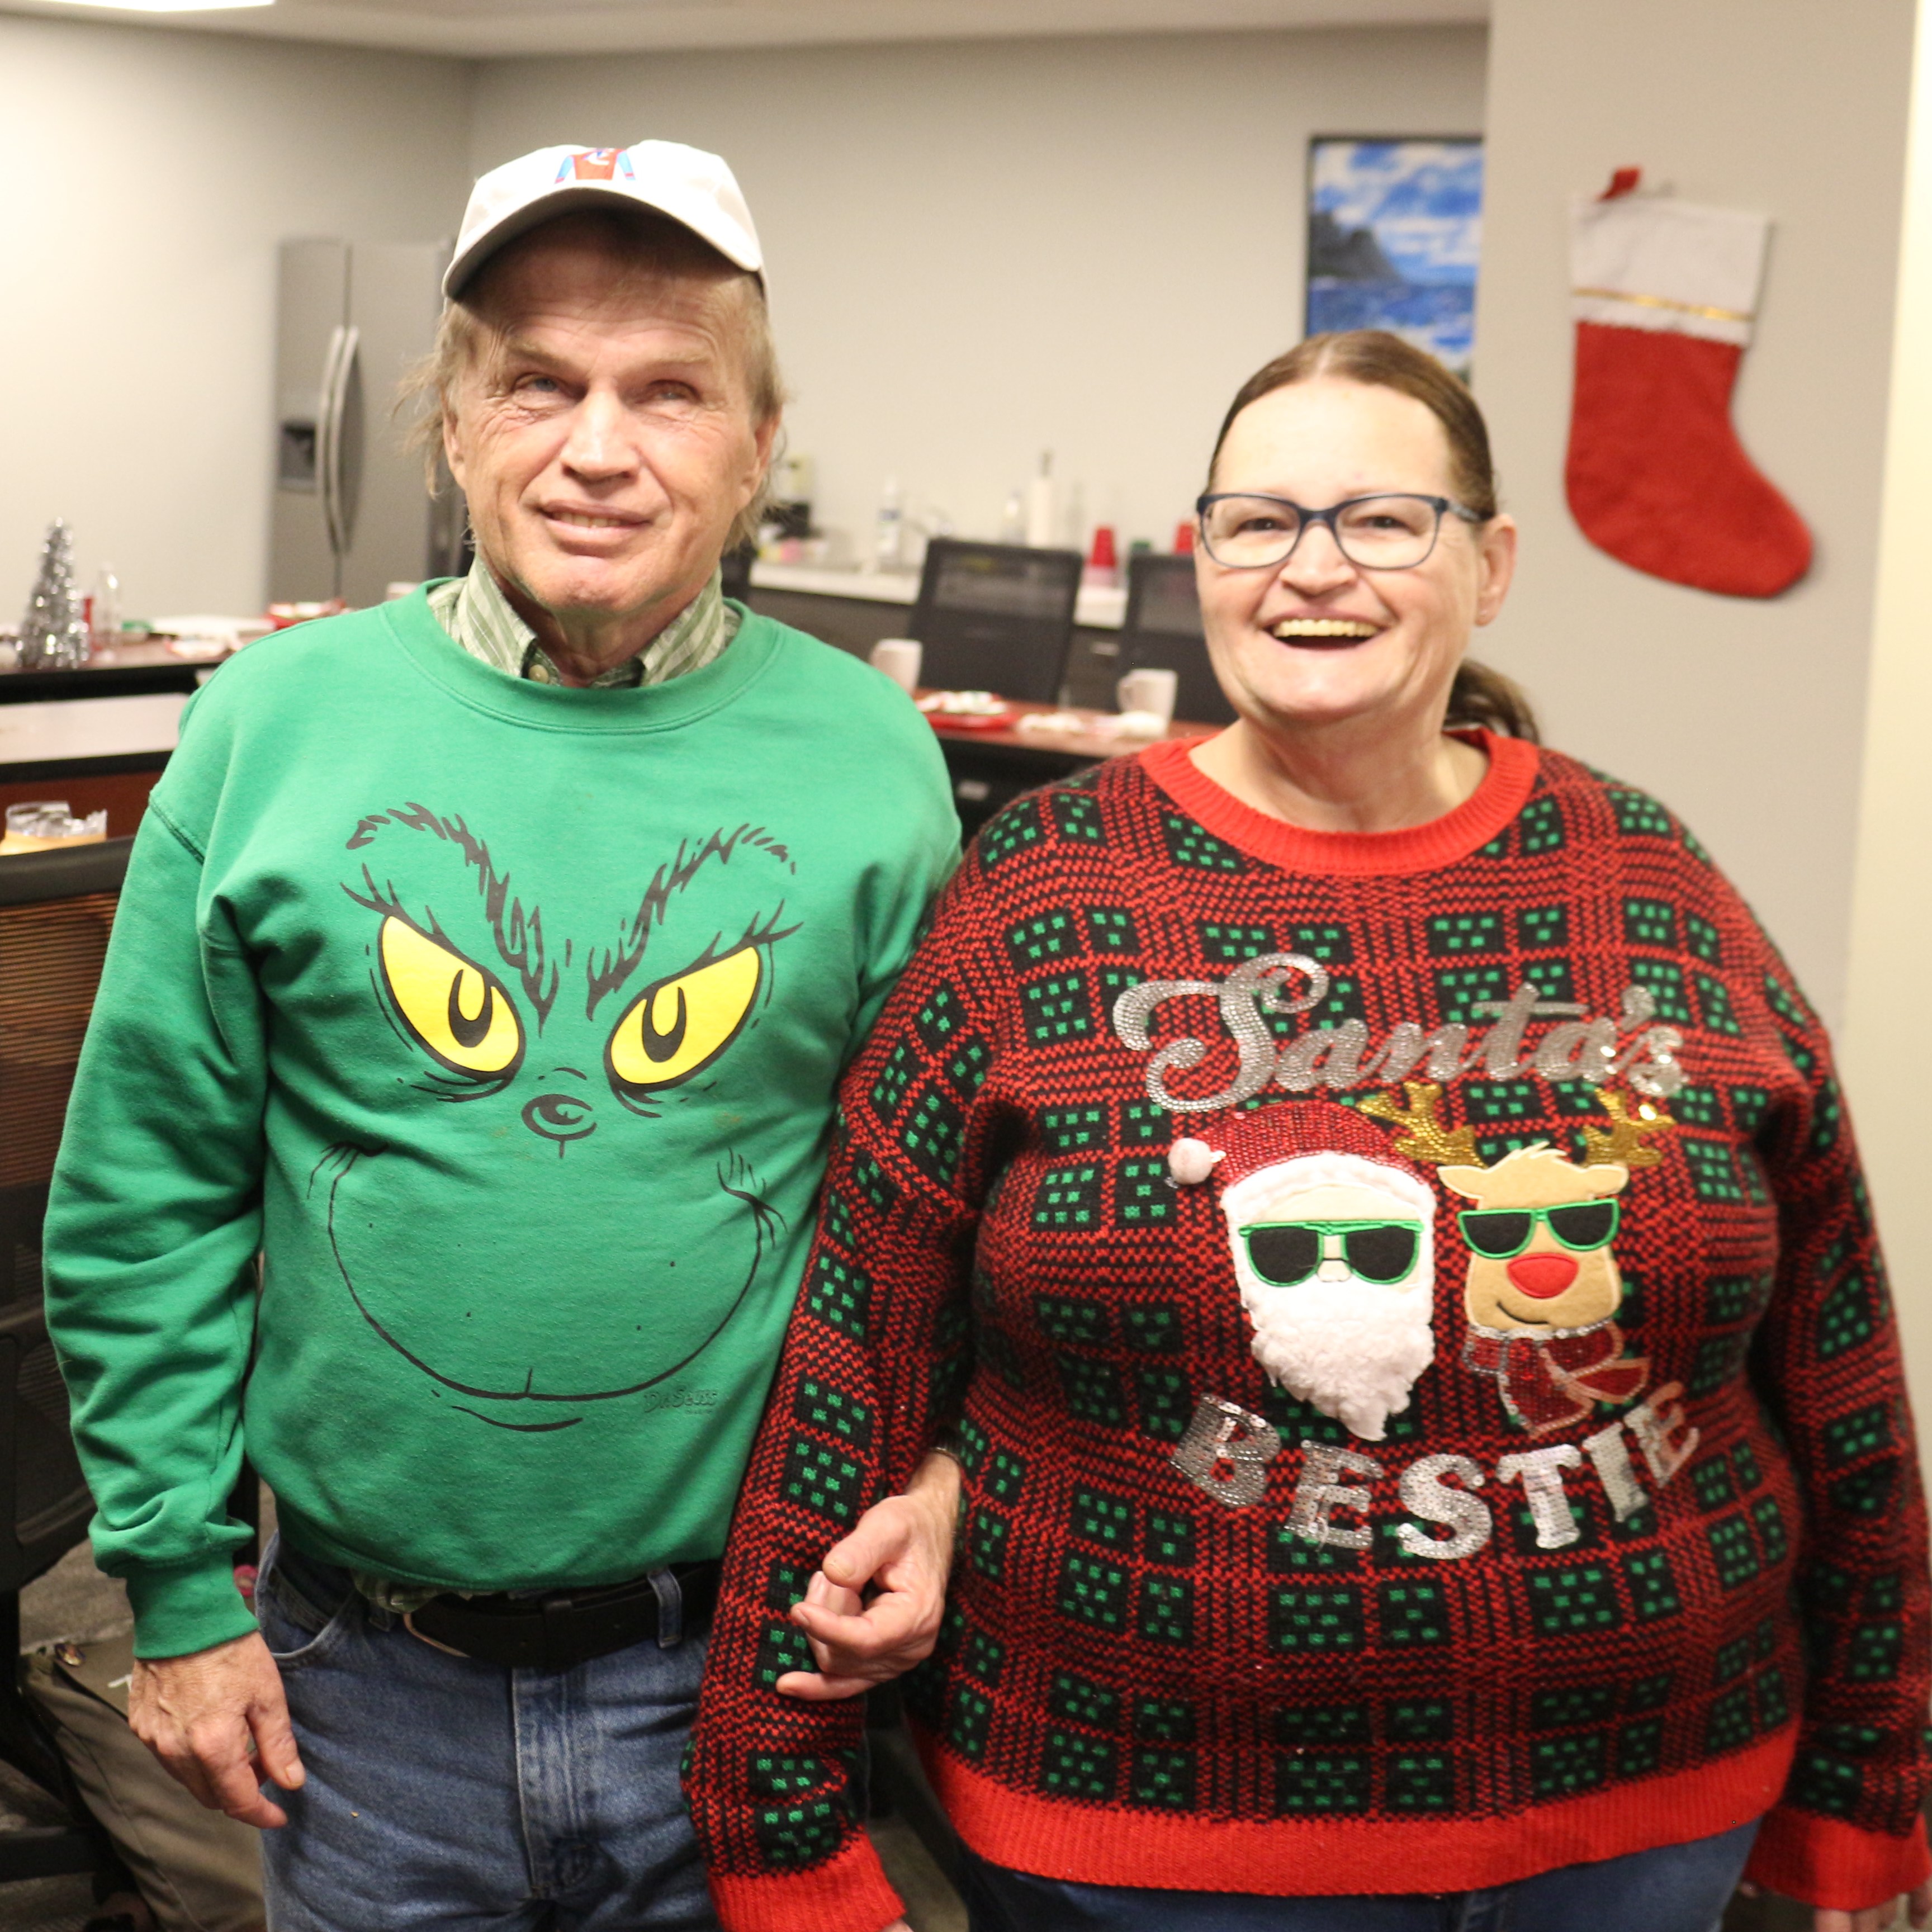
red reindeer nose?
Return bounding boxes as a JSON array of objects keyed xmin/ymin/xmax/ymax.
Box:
[{"xmin": 1506, "ymin": 1252, "xmax": 1578, "ymax": 1299}]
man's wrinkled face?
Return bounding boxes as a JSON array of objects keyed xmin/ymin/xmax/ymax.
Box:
[{"xmin": 443, "ymin": 217, "xmax": 775, "ymax": 633}]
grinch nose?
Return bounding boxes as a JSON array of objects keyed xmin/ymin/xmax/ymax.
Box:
[{"xmin": 1506, "ymin": 1251, "xmax": 1578, "ymax": 1299}]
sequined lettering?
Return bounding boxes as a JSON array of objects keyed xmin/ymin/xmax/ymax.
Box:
[
  {"xmin": 1626, "ymin": 1380, "xmax": 1700, "ymax": 1486},
  {"xmin": 1473, "ymin": 986, "xmax": 1585, "ymax": 1078},
  {"xmin": 1497, "ymin": 1444, "xmax": 1586, "ymax": 1549},
  {"xmin": 1112, "ymin": 976, "xmax": 1685, "ymax": 1112},
  {"xmin": 1394, "ymin": 1453, "xmax": 1493, "ymax": 1560},
  {"xmin": 1583, "ymin": 1420, "xmax": 1650, "ymax": 1521},
  {"xmin": 1287, "ymin": 1441, "xmax": 1385, "ymax": 1551},
  {"xmin": 1170, "ymin": 1394, "xmax": 1284, "ymax": 1507}
]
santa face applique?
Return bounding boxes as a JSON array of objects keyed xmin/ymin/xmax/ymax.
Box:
[{"xmin": 1214, "ymin": 1102, "xmax": 1438, "ymax": 1443}]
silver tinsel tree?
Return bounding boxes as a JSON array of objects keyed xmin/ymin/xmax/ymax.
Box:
[{"xmin": 18, "ymin": 520, "xmax": 91, "ymax": 671}]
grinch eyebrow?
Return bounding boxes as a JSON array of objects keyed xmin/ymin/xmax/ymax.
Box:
[
  {"xmin": 343, "ymin": 802, "xmax": 560, "ymax": 1025},
  {"xmin": 584, "ymin": 824, "xmax": 795, "ymax": 1020}
]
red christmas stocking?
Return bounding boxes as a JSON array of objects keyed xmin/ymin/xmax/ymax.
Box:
[{"xmin": 1565, "ymin": 176, "xmax": 1811, "ymax": 598}]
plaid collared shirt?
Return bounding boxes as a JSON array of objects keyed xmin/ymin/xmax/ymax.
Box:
[{"xmin": 427, "ymin": 562, "xmax": 737, "ymax": 688}]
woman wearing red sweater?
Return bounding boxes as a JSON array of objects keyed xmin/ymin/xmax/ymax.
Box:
[{"xmin": 686, "ymin": 333, "xmax": 1932, "ymax": 1932}]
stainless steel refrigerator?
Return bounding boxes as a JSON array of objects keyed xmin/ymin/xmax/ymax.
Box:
[{"xmin": 269, "ymin": 239, "xmax": 468, "ymax": 608}]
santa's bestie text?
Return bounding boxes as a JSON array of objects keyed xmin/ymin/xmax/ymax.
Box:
[
  {"xmin": 1172, "ymin": 1384, "xmax": 1701, "ymax": 1556},
  {"xmin": 1114, "ymin": 963, "xmax": 1686, "ymax": 1114}
]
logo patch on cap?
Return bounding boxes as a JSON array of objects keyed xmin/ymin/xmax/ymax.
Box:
[{"xmin": 557, "ymin": 149, "xmax": 634, "ymax": 183}]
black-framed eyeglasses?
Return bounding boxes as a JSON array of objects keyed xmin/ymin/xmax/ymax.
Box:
[{"xmin": 1195, "ymin": 492, "xmax": 1484, "ymax": 572}]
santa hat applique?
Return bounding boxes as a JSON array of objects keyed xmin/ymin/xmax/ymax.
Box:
[{"xmin": 1171, "ymin": 1097, "xmax": 1434, "ymax": 1211}]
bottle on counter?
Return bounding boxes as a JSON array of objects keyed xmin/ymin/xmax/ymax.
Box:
[
  {"xmin": 89, "ymin": 566, "xmax": 121, "ymax": 646},
  {"xmin": 872, "ymin": 476, "xmax": 905, "ymax": 573},
  {"xmin": 999, "ymin": 489, "xmax": 1026, "ymax": 546},
  {"xmin": 1025, "ymin": 452, "xmax": 1055, "ymax": 549}
]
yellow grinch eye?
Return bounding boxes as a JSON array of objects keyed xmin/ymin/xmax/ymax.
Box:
[
  {"xmin": 606, "ymin": 946, "xmax": 761, "ymax": 1096},
  {"xmin": 378, "ymin": 916, "xmax": 524, "ymax": 1078}
]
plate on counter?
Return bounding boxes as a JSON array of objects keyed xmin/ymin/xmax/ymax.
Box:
[{"xmin": 918, "ymin": 690, "xmax": 1012, "ymax": 731}]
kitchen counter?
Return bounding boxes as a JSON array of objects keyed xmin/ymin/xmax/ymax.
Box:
[
  {"xmin": 749, "ymin": 561, "xmax": 1129, "ymax": 630},
  {"xmin": 0, "ymin": 693, "xmax": 187, "ymax": 772}
]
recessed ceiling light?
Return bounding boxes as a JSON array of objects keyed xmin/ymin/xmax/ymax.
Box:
[{"xmin": 39, "ymin": 0, "xmax": 273, "ymax": 10}]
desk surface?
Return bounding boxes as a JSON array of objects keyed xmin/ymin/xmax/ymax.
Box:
[
  {"xmin": 752, "ymin": 560, "xmax": 1130, "ymax": 631},
  {"xmin": 925, "ymin": 694, "xmax": 1210, "ymax": 762},
  {"xmin": 0, "ymin": 692, "xmax": 188, "ymax": 769}
]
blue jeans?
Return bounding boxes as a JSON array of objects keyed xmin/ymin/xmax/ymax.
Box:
[
  {"xmin": 958, "ymin": 1817, "xmax": 1762, "ymax": 1931},
  {"xmin": 255, "ymin": 1536, "xmax": 717, "ymax": 1931}
]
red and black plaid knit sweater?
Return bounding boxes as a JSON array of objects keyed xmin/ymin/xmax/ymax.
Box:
[{"xmin": 686, "ymin": 733, "xmax": 1931, "ymax": 1928}]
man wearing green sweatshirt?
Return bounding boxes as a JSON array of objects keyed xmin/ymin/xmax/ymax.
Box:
[{"xmin": 44, "ymin": 140, "xmax": 956, "ymax": 1929}]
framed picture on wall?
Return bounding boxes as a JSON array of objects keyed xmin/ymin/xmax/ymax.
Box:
[{"xmin": 1306, "ymin": 137, "xmax": 1484, "ymax": 377}]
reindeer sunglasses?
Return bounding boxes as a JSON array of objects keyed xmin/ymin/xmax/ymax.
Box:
[
  {"xmin": 1456, "ymin": 1199, "xmax": 1621, "ymax": 1260},
  {"xmin": 1239, "ymin": 1219, "xmax": 1422, "ymax": 1289}
]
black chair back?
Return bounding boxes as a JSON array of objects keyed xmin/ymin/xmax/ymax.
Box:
[
  {"xmin": 0, "ymin": 837, "xmax": 130, "ymax": 1600},
  {"xmin": 1117, "ymin": 553, "xmax": 1235, "ymax": 726},
  {"xmin": 0, "ymin": 838, "xmax": 134, "ymax": 1879},
  {"xmin": 910, "ymin": 539, "xmax": 1082, "ymax": 705}
]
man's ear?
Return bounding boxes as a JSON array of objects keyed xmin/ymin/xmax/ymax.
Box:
[{"xmin": 749, "ymin": 414, "xmax": 782, "ymax": 496}]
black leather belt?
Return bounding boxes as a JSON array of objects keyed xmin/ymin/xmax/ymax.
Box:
[{"xmin": 404, "ymin": 1561, "xmax": 719, "ymax": 1670}]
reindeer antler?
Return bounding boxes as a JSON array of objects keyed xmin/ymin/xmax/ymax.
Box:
[
  {"xmin": 1580, "ymin": 1088, "xmax": 1674, "ymax": 1168},
  {"xmin": 1359, "ymin": 1081, "xmax": 1479, "ymax": 1166}
]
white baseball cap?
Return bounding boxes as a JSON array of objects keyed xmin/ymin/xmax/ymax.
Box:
[{"xmin": 443, "ymin": 140, "xmax": 764, "ymax": 299}]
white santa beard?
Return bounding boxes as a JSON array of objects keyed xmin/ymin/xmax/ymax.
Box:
[{"xmin": 1242, "ymin": 1276, "xmax": 1435, "ymax": 1443}]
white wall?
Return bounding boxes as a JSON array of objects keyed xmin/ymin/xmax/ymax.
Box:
[
  {"xmin": 1471, "ymin": 0, "xmax": 1917, "ymax": 1030},
  {"xmin": 1843, "ymin": 0, "xmax": 1932, "ymax": 1442},
  {"xmin": 468, "ymin": 27, "xmax": 1488, "ymax": 560},
  {"xmin": 0, "ymin": 14, "xmax": 471, "ymax": 621}
]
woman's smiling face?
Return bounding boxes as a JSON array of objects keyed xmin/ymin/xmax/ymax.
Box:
[{"xmin": 1196, "ymin": 376, "xmax": 1516, "ymax": 736}]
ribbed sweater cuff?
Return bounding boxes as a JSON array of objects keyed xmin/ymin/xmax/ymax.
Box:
[
  {"xmin": 1745, "ymin": 1806, "xmax": 1932, "ymax": 1911},
  {"xmin": 708, "ymin": 1834, "xmax": 903, "ymax": 1932},
  {"xmin": 125, "ymin": 1556, "xmax": 257, "ymax": 1660}
]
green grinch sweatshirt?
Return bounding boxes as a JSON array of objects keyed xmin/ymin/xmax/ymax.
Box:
[{"xmin": 44, "ymin": 590, "xmax": 958, "ymax": 1659}]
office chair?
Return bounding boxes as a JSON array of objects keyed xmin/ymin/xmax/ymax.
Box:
[
  {"xmin": 0, "ymin": 837, "xmax": 131, "ymax": 1888},
  {"xmin": 1116, "ymin": 552, "xmax": 1235, "ymax": 726},
  {"xmin": 909, "ymin": 539, "xmax": 1083, "ymax": 705}
]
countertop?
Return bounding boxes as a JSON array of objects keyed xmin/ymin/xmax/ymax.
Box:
[
  {"xmin": 0, "ymin": 692, "xmax": 188, "ymax": 768},
  {"xmin": 749, "ymin": 561, "xmax": 1129, "ymax": 630}
]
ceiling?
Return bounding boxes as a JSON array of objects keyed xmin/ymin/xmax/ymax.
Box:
[{"xmin": 0, "ymin": 0, "xmax": 1486, "ymax": 57}]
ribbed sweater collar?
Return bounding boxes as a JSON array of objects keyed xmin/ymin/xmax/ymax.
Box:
[{"xmin": 1135, "ymin": 729, "xmax": 1541, "ymax": 877}]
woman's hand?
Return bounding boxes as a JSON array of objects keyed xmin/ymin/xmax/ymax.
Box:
[
  {"xmin": 776, "ymin": 1450, "xmax": 962, "ymax": 1701},
  {"xmin": 1812, "ymin": 1883, "xmax": 1932, "ymax": 1932}
]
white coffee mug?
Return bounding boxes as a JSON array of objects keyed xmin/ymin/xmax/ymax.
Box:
[
  {"xmin": 870, "ymin": 637, "xmax": 923, "ymax": 697},
  {"xmin": 1117, "ymin": 666, "xmax": 1179, "ymax": 728}
]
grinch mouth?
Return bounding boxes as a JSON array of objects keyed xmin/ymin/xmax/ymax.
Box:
[
  {"xmin": 1271, "ymin": 618, "xmax": 1382, "ymax": 647},
  {"xmin": 315, "ymin": 1142, "xmax": 773, "ymax": 1415}
]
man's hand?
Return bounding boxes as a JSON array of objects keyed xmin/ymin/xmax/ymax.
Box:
[
  {"xmin": 1812, "ymin": 1883, "xmax": 1932, "ymax": 1932},
  {"xmin": 129, "ymin": 1630, "xmax": 305, "ymax": 1829},
  {"xmin": 778, "ymin": 1451, "xmax": 962, "ymax": 1702}
]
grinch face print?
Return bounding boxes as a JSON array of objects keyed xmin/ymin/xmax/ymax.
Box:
[
  {"xmin": 1214, "ymin": 1103, "xmax": 1439, "ymax": 1443},
  {"xmin": 318, "ymin": 804, "xmax": 799, "ymax": 1432}
]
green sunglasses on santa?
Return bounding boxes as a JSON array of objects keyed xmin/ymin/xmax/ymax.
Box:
[
  {"xmin": 1456, "ymin": 1199, "xmax": 1621, "ymax": 1261},
  {"xmin": 1239, "ymin": 1219, "xmax": 1422, "ymax": 1289}
]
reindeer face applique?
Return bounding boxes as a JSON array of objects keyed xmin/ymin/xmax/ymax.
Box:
[
  {"xmin": 1439, "ymin": 1146, "xmax": 1627, "ymax": 1333},
  {"xmin": 1360, "ymin": 1081, "xmax": 1670, "ymax": 1436}
]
